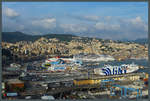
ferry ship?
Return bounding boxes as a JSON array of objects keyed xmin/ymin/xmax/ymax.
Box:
[
  {"xmin": 94, "ymin": 63, "xmax": 139, "ymax": 75},
  {"xmin": 73, "ymin": 53, "xmax": 115, "ymax": 62},
  {"xmin": 42, "ymin": 57, "xmax": 82, "ymax": 72}
]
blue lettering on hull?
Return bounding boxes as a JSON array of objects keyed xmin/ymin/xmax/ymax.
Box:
[{"xmin": 102, "ymin": 66, "xmax": 127, "ymax": 75}]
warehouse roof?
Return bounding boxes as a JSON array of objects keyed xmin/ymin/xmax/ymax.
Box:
[{"xmin": 7, "ymin": 79, "xmax": 24, "ymax": 84}]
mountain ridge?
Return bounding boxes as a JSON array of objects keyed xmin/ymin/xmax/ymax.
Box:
[
  {"xmin": 2, "ymin": 32, "xmax": 78, "ymax": 43},
  {"xmin": 2, "ymin": 32, "xmax": 148, "ymax": 44}
]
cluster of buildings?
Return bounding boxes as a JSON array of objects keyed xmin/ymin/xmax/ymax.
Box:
[{"xmin": 2, "ymin": 37, "xmax": 148, "ymax": 64}]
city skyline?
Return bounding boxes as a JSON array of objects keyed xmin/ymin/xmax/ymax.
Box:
[{"xmin": 2, "ymin": 2, "xmax": 148, "ymax": 40}]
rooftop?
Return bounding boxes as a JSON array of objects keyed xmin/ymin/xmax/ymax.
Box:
[{"xmin": 7, "ymin": 79, "xmax": 24, "ymax": 84}]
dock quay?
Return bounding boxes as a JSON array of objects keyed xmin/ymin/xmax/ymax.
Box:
[
  {"xmin": 36, "ymin": 72, "xmax": 146, "ymax": 84},
  {"xmin": 43, "ymin": 72, "xmax": 147, "ymax": 95},
  {"xmin": 46, "ymin": 80, "xmax": 134, "ymax": 95}
]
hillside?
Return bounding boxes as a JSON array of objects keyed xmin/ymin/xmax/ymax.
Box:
[
  {"xmin": 2, "ymin": 32, "xmax": 148, "ymax": 64},
  {"xmin": 2, "ymin": 32, "xmax": 39, "ymax": 43},
  {"xmin": 121, "ymin": 38, "xmax": 148, "ymax": 45},
  {"xmin": 2, "ymin": 32, "xmax": 148, "ymax": 44},
  {"xmin": 2, "ymin": 32, "xmax": 78, "ymax": 43},
  {"xmin": 133, "ymin": 38, "xmax": 148, "ymax": 44}
]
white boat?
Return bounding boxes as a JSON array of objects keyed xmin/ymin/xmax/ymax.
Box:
[
  {"xmin": 47, "ymin": 64, "xmax": 67, "ymax": 71},
  {"xmin": 10, "ymin": 63, "xmax": 21, "ymax": 68},
  {"xmin": 45, "ymin": 58, "xmax": 59, "ymax": 63},
  {"xmin": 73, "ymin": 53, "xmax": 115, "ymax": 62},
  {"xmin": 41, "ymin": 95, "xmax": 55, "ymax": 100},
  {"xmin": 94, "ymin": 63, "xmax": 139, "ymax": 75}
]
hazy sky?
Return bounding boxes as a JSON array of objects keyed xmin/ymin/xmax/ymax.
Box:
[{"xmin": 2, "ymin": 2, "xmax": 148, "ymax": 40}]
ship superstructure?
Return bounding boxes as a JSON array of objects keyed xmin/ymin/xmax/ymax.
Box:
[{"xmin": 73, "ymin": 53, "xmax": 115, "ymax": 62}]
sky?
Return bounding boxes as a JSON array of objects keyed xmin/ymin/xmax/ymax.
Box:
[{"xmin": 2, "ymin": 2, "xmax": 148, "ymax": 40}]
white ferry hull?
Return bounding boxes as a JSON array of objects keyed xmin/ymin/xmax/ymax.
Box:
[{"xmin": 94, "ymin": 63, "xmax": 139, "ymax": 75}]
